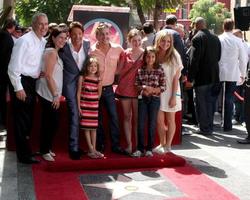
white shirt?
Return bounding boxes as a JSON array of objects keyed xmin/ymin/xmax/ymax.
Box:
[
  {"xmin": 142, "ymin": 33, "xmax": 155, "ymax": 49},
  {"xmin": 8, "ymin": 31, "xmax": 46, "ymax": 91},
  {"xmin": 218, "ymin": 32, "xmax": 248, "ymax": 82},
  {"xmin": 69, "ymin": 40, "xmax": 86, "ymax": 71},
  {"xmin": 36, "ymin": 48, "xmax": 63, "ymax": 102}
]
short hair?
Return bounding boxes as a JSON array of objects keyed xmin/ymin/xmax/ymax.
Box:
[
  {"xmin": 69, "ymin": 21, "xmax": 84, "ymax": 33},
  {"xmin": 143, "ymin": 22, "xmax": 154, "ymax": 34},
  {"xmin": 3, "ymin": 18, "xmax": 17, "ymax": 30},
  {"xmin": 95, "ymin": 22, "xmax": 111, "ymax": 36},
  {"xmin": 166, "ymin": 14, "xmax": 177, "ymax": 25},
  {"xmin": 31, "ymin": 13, "xmax": 47, "ymax": 27},
  {"xmin": 194, "ymin": 17, "xmax": 206, "ymax": 30},
  {"xmin": 223, "ymin": 18, "xmax": 234, "ymax": 31},
  {"xmin": 48, "ymin": 22, "xmax": 58, "ymax": 29},
  {"xmin": 127, "ymin": 28, "xmax": 142, "ymax": 43}
]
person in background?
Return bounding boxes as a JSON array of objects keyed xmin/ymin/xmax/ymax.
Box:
[
  {"xmin": 90, "ymin": 22, "xmax": 124, "ymax": 154},
  {"xmin": 11, "ymin": 25, "xmax": 23, "ymax": 43},
  {"xmin": 77, "ymin": 57, "xmax": 104, "ymax": 158},
  {"xmin": 218, "ymin": 19, "xmax": 248, "ymax": 132},
  {"xmin": 154, "ymin": 31, "xmax": 183, "ymax": 153},
  {"xmin": 59, "ymin": 21, "xmax": 90, "ymax": 160},
  {"xmin": 232, "ymin": 29, "xmax": 249, "ymax": 126},
  {"xmin": 115, "ymin": 28, "xmax": 144, "ymax": 155},
  {"xmin": 36, "ymin": 27, "xmax": 67, "ymax": 161},
  {"xmin": 141, "ymin": 22, "xmax": 155, "ymax": 49},
  {"xmin": 132, "ymin": 46, "xmax": 166, "ymax": 157},
  {"xmin": 8, "ymin": 13, "xmax": 48, "ymax": 164},
  {"xmin": 187, "ymin": 17, "xmax": 221, "ymax": 135},
  {"xmin": 0, "ymin": 18, "xmax": 16, "ymax": 131}
]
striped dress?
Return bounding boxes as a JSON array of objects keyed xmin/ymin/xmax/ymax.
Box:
[{"xmin": 80, "ymin": 76, "xmax": 99, "ymax": 130}]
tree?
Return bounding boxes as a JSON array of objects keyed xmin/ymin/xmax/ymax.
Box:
[
  {"xmin": 189, "ymin": 0, "xmax": 231, "ymax": 34},
  {"xmin": 15, "ymin": 0, "xmax": 128, "ymax": 27},
  {"xmin": 132, "ymin": 0, "xmax": 183, "ymax": 30}
]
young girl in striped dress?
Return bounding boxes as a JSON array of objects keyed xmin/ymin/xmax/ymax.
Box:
[{"xmin": 77, "ymin": 57, "xmax": 104, "ymax": 159}]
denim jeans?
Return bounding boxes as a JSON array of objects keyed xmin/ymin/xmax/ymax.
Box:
[
  {"xmin": 137, "ymin": 96, "xmax": 160, "ymax": 152},
  {"xmin": 222, "ymin": 82, "xmax": 236, "ymax": 130},
  {"xmin": 97, "ymin": 85, "xmax": 120, "ymax": 151},
  {"xmin": 194, "ymin": 83, "xmax": 220, "ymax": 133}
]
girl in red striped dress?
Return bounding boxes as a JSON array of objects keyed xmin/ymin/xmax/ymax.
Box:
[{"xmin": 77, "ymin": 57, "xmax": 103, "ymax": 158}]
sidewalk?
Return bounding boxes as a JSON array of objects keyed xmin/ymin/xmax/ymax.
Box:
[{"xmin": 0, "ymin": 118, "xmax": 250, "ymax": 200}]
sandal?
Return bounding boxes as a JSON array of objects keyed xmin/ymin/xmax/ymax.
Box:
[
  {"xmin": 87, "ymin": 152, "xmax": 99, "ymax": 159},
  {"xmin": 95, "ymin": 151, "xmax": 104, "ymax": 158}
]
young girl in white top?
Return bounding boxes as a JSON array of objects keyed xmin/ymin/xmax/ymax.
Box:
[{"xmin": 154, "ymin": 31, "xmax": 183, "ymax": 153}]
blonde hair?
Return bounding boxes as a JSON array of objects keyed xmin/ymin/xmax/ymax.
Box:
[
  {"xmin": 127, "ymin": 28, "xmax": 142, "ymax": 43},
  {"xmin": 154, "ymin": 31, "xmax": 177, "ymax": 65},
  {"xmin": 95, "ymin": 22, "xmax": 111, "ymax": 37}
]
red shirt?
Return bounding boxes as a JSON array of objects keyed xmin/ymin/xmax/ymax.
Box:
[{"xmin": 115, "ymin": 50, "xmax": 144, "ymax": 97}]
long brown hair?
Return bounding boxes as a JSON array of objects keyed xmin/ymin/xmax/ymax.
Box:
[
  {"xmin": 81, "ymin": 56, "xmax": 100, "ymax": 78},
  {"xmin": 154, "ymin": 31, "xmax": 178, "ymax": 65}
]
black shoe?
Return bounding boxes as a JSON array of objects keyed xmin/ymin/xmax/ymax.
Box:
[
  {"xmin": 69, "ymin": 150, "xmax": 83, "ymax": 160},
  {"xmin": 237, "ymin": 138, "xmax": 250, "ymax": 144},
  {"xmin": 19, "ymin": 156, "xmax": 40, "ymax": 164},
  {"xmin": 224, "ymin": 128, "xmax": 232, "ymax": 132},
  {"xmin": 112, "ymin": 147, "xmax": 125, "ymax": 155},
  {"xmin": 193, "ymin": 129, "xmax": 212, "ymax": 135}
]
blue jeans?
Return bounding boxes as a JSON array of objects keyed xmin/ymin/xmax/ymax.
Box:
[
  {"xmin": 137, "ymin": 96, "xmax": 160, "ymax": 152},
  {"xmin": 222, "ymin": 81, "xmax": 236, "ymax": 130},
  {"xmin": 97, "ymin": 85, "xmax": 120, "ymax": 151},
  {"xmin": 195, "ymin": 83, "xmax": 220, "ymax": 133}
]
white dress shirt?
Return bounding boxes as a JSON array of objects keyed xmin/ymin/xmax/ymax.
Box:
[
  {"xmin": 8, "ymin": 31, "xmax": 46, "ymax": 91},
  {"xmin": 68, "ymin": 40, "xmax": 86, "ymax": 71},
  {"xmin": 218, "ymin": 32, "xmax": 248, "ymax": 82}
]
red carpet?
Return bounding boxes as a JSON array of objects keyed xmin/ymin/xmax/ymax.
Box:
[
  {"xmin": 32, "ymin": 155, "xmax": 239, "ymax": 200},
  {"xmin": 46, "ymin": 152, "xmax": 186, "ymax": 172}
]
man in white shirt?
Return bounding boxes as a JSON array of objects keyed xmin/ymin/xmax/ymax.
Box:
[
  {"xmin": 8, "ymin": 13, "xmax": 48, "ymax": 164},
  {"xmin": 218, "ymin": 19, "xmax": 248, "ymax": 132}
]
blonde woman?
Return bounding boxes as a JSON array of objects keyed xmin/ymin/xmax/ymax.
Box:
[{"xmin": 154, "ymin": 31, "xmax": 183, "ymax": 153}]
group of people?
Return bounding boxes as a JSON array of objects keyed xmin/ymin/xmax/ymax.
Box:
[{"xmin": 1, "ymin": 12, "xmax": 250, "ymax": 164}]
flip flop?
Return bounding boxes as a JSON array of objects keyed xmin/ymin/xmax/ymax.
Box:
[{"xmin": 87, "ymin": 152, "xmax": 99, "ymax": 159}]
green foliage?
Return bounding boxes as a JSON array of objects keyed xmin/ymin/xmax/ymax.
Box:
[
  {"xmin": 189, "ymin": 0, "xmax": 231, "ymax": 34},
  {"xmin": 15, "ymin": 0, "xmax": 128, "ymax": 27}
]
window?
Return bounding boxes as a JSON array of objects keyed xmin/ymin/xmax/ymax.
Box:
[
  {"xmin": 235, "ymin": 0, "xmax": 241, "ymax": 8},
  {"xmin": 181, "ymin": 4, "xmax": 188, "ymax": 19}
]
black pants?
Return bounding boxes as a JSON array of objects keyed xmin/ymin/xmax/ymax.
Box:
[
  {"xmin": 39, "ymin": 96, "xmax": 59, "ymax": 154},
  {"xmin": 244, "ymin": 85, "xmax": 250, "ymax": 138},
  {"xmin": 0, "ymin": 79, "xmax": 8, "ymax": 128},
  {"xmin": 10, "ymin": 76, "xmax": 36, "ymax": 161}
]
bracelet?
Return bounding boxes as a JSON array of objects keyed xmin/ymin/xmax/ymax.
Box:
[{"xmin": 52, "ymin": 94, "xmax": 59, "ymax": 101}]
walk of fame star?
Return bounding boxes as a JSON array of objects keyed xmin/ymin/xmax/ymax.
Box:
[{"xmin": 85, "ymin": 174, "xmax": 168, "ymax": 199}]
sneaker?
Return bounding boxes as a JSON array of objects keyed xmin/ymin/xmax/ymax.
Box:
[
  {"xmin": 164, "ymin": 146, "xmax": 172, "ymax": 153},
  {"xmin": 42, "ymin": 153, "xmax": 55, "ymax": 162},
  {"xmin": 145, "ymin": 151, "xmax": 153, "ymax": 157},
  {"xmin": 49, "ymin": 150, "xmax": 56, "ymax": 157},
  {"xmin": 153, "ymin": 146, "xmax": 165, "ymax": 154},
  {"xmin": 131, "ymin": 150, "xmax": 143, "ymax": 157},
  {"xmin": 152, "ymin": 145, "xmax": 162, "ymax": 153}
]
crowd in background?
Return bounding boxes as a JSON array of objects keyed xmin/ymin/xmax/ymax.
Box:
[{"xmin": 0, "ymin": 12, "xmax": 250, "ymax": 164}]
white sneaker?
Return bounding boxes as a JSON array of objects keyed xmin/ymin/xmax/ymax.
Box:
[
  {"xmin": 164, "ymin": 146, "xmax": 172, "ymax": 153},
  {"xmin": 153, "ymin": 146, "xmax": 165, "ymax": 154},
  {"xmin": 42, "ymin": 153, "xmax": 55, "ymax": 162},
  {"xmin": 152, "ymin": 145, "xmax": 163, "ymax": 153},
  {"xmin": 131, "ymin": 150, "xmax": 142, "ymax": 157},
  {"xmin": 145, "ymin": 151, "xmax": 153, "ymax": 157},
  {"xmin": 49, "ymin": 150, "xmax": 56, "ymax": 157}
]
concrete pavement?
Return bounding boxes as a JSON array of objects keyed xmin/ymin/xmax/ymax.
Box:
[{"xmin": 0, "ymin": 117, "xmax": 250, "ymax": 200}]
